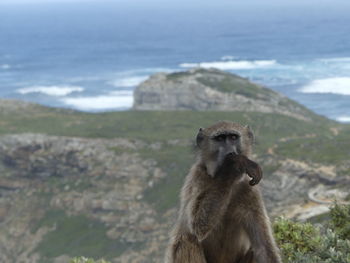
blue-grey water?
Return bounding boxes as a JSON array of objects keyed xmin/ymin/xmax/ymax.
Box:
[{"xmin": 0, "ymin": 1, "xmax": 349, "ymax": 122}]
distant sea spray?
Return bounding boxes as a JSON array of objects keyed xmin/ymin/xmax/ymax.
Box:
[
  {"xmin": 108, "ymin": 76, "xmax": 149, "ymax": 88},
  {"xmin": 61, "ymin": 90, "xmax": 134, "ymax": 111},
  {"xmin": 336, "ymin": 116, "xmax": 350, "ymax": 122},
  {"xmin": 299, "ymin": 77, "xmax": 350, "ymax": 96}
]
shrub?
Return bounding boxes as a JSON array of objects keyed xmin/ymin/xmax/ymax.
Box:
[
  {"xmin": 274, "ymin": 216, "xmax": 350, "ymax": 263},
  {"xmin": 273, "ymin": 217, "xmax": 322, "ymax": 261},
  {"xmin": 330, "ymin": 203, "xmax": 350, "ymax": 240}
]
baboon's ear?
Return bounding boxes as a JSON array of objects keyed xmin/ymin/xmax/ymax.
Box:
[
  {"xmin": 196, "ymin": 128, "xmax": 204, "ymax": 148},
  {"xmin": 245, "ymin": 125, "xmax": 254, "ymax": 143}
]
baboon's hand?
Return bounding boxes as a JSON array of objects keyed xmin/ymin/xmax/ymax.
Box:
[
  {"xmin": 245, "ymin": 158, "xmax": 262, "ymax": 186},
  {"xmin": 219, "ymin": 154, "xmax": 262, "ymax": 185}
]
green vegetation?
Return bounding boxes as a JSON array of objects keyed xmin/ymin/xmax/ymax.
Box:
[
  {"xmin": 330, "ymin": 203, "xmax": 350, "ymax": 240},
  {"xmin": 0, "ymin": 105, "xmax": 338, "ymax": 154},
  {"xmin": 1, "ymin": 103, "xmax": 348, "ymax": 212},
  {"xmin": 198, "ymin": 75, "xmax": 275, "ymax": 100},
  {"xmin": 275, "ymin": 128, "xmax": 350, "ymax": 165},
  {"xmin": 141, "ymin": 144, "xmax": 195, "ymax": 211},
  {"xmin": 34, "ymin": 210, "xmax": 136, "ymax": 262},
  {"xmin": 70, "ymin": 257, "xmax": 110, "ymax": 263},
  {"xmin": 166, "ymin": 71, "xmax": 192, "ymax": 80},
  {"xmin": 274, "ymin": 204, "xmax": 350, "ymax": 263},
  {"xmin": 274, "ymin": 218, "xmax": 322, "ymax": 260}
]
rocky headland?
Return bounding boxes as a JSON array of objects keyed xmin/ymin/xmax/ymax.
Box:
[{"xmin": 133, "ymin": 68, "xmax": 313, "ymax": 121}]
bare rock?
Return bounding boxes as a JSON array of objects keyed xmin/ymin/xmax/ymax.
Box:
[{"xmin": 133, "ymin": 68, "xmax": 313, "ymax": 121}]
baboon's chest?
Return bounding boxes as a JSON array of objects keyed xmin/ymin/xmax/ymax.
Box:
[{"xmin": 201, "ymin": 216, "xmax": 251, "ymax": 263}]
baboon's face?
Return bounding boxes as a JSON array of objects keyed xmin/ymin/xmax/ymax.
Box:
[
  {"xmin": 196, "ymin": 121, "xmax": 254, "ymax": 160},
  {"xmin": 209, "ymin": 129, "xmax": 242, "ymax": 157}
]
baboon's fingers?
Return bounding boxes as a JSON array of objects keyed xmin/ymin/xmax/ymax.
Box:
[{"xmin": 246, "ymin": 160, "xmax": 263, "ymax": 186}]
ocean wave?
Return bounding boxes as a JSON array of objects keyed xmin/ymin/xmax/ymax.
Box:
[
  {"xmin": 109, "ymin": 90, "xmax": 133, "ymax": 96},
  {"xmin": 318, "ymin": 57, "xmax": 350, "ymax": 63},
  {"xmin": 109, "ymin": 76, "xmax": 148, "ymax": 87},
  {"xmin": 179, "ymin": 59, "xmax": 277, "ymax": 70},
  {"xmin": 1, "ymin": 64, "xmax": 11, "ymax": 70},
  {"xmin": 61, "ymin": 91, "xmax": 133, "ymax": 111},
  {"xmin": 336, "ymin": 116, "xmax": 350, "ymax": 123},
  {"xmin": 299, "ymin": 78, "xmax": 350, "ymax": 95},
  {"xmin": 17, "ymin": 85, "xmax": 84, "ymax": 96}
]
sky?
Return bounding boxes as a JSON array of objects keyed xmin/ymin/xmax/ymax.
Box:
[
  {"xmin": 1, "ymin": 0, "xmax": 350, "ymax": 5},
  {"xmin": 1, "ymin": 0, "xmax": 350, "ymax": 19}
]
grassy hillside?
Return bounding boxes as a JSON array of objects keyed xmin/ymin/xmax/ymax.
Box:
[
  {"xmin": 34, "ymin": 210, "xmax": 127, "ymax": 260},
  {"xmin": 1, "ymin": 103, "xmax": 349, "ymax": 212},
  {"xmin": 0, "ymin": 103, "xmax": 339, "ymax": 144},
  {"xmin": 1, "ymin": 104, "xmax": 347, "ymax": 158}
]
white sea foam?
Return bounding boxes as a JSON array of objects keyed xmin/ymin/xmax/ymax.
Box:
[
  {"xmin": 61, "ymin": 91, "xmax": 133, "ymax": 111},
  {"xmin": 336, "ymin": 116, "xmax": 350, "ymax": 123},
  {"xmin": 109, "ymin": 90, "xmax": 133, "ymax": 96},
  {"xmin": 179, "ymin": 60, "xmax": 277, "ymax": 70},
  {"xmin": 17, "ymin": 85, "xmax": 84, "ymax": 96},
  {"xmin": 109, "ymin": 76, "xmax": 148, "ymax": 87},
  {"xmin": 1, "ymin": 64, "xmax": 11, "ymax": 70},
  {"xmin": 299, "ymin": 78, "xmax": 350, "ymax": 95}
]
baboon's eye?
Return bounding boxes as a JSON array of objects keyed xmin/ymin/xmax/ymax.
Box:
[
  {"xmin": 230, "ymin": 134, "xmax": 239, "ymax": 140},
  {"xmin": 215, "ymin": 134, "xmax": 226, "ymax": 141}
]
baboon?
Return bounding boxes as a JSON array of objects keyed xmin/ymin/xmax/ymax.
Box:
[{"xmin": 165, "ymin": 121, "xmax": 281, "ymax": 263}]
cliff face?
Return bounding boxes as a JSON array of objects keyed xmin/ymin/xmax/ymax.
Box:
[
  {"xmin": 133, "ymin": 68, "xmax": 313, "ymax": 121},
  {"xmin": 0, "ymin": 134, "xmax": 170, "ymax": 263}
]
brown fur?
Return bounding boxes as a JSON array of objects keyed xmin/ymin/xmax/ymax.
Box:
[{"xmin": 165, "ymin": 121, "xmax": 281, "ymax": 263}]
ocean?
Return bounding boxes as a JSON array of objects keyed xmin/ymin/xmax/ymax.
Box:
[{"xmin": 0, "ymin": 1, "xmax": 349, "ymax": 122}]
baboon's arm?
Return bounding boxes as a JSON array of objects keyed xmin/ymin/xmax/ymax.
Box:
[{"xmin": 243, "ymin": 203, "xmax": 282, "ymax": 263}]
